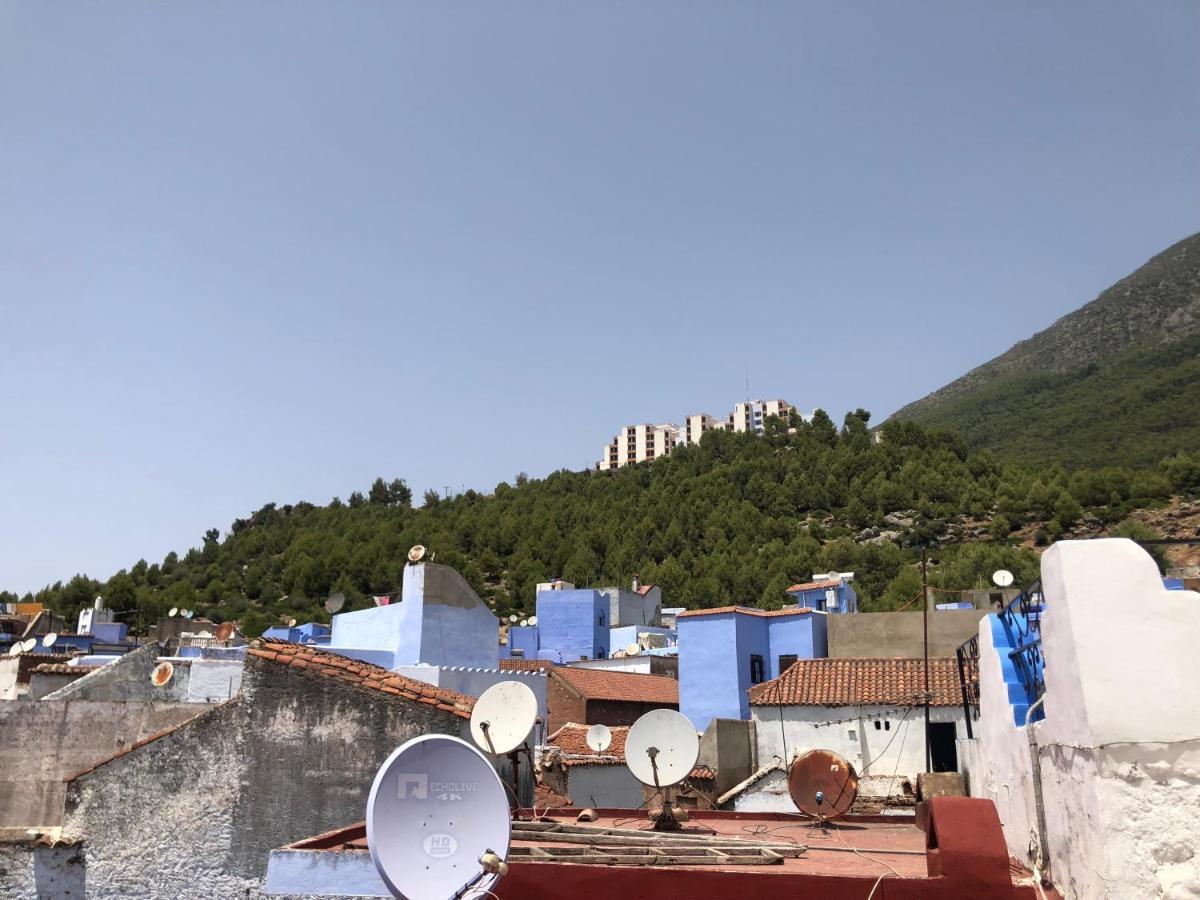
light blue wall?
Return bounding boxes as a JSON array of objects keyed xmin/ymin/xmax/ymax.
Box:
[
  {"xmin": 536, "ymin": 589, "xmax": 609, "ymax": 662},
  {"xmin": 331, "ymin": 604, "xmax": 421, "ymax": 663},
  {"xmin": 790, "ymin": 583, "xmax": 857, "ymax": 613},
  {"xmin": 502, "ymin": 625, "xmax": 539, "ymax": 659}
]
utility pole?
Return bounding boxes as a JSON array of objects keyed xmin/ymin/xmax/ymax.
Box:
[{"xmin": 922, "ymin": 545, "xmax": 932, "ymax": 772}]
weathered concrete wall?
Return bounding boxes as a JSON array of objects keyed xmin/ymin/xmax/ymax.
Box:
[
  {"xmin": 0, "ymin": 840, "xmax": 87, "ymax": 900},
  {"xmin": 698, "ymin": 718, "xmax": 757, "ymax": 797},
  {"xmin": 0, "ymin": 657, "xmax": 18, "ymax": 700},
  {"xmin": 566, "ymin": 764, "xmax": 644, "ymax": 808},
  {"xmin": 28, "ymin": 671, "xmax": 83, "ymax": 699},
  {"xmin": 827, "ymin": 609, "xmax": 988, "ymax": 658},
  {"xmin": 0, "ymin": 700, "xmax": 200, "ymax": 827},
  {"xmin": 61, "ymin": 654, "xmax": 468, "ymax": 898},
  {"xmin": 41, "ymin": 641, "xmax": 161, "ymax": 701}
]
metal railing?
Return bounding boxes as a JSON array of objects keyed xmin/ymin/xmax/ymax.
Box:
[{"xmin": 956, "ymin": 634, "xmax": 980, "ymax": 738}]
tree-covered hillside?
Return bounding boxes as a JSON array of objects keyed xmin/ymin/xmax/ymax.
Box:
[
  {"xmin": 9, "ymin": 410, "xmax": 1197, "ymax": 637},
  {"xmin": 891, "ymin": 230, "xmax": 1200, "ymax": 467}
]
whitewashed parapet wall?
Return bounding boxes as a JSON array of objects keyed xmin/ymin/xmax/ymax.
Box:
[{"xmin": 959, "ymin": 538, "xmax": 1200, "ymax": 899}]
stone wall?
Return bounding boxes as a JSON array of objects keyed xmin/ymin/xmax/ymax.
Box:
[
  {"xmin": 41, "ymin": 641, "xmax": 162, "ymax": 701},
  {"xmin": 60, "ymin": 653, "xmax": 467, "ymax": 898},
  {"xmin": 827, "ymin": 609, "xmax": 988, "ymax": 658},
  {"xmin": 0, "ymin": 700, "xmax": 200, "ymax": 827},
  {"xmin": 0, "ymin": 838, "xmax": 86, "ymax": 900}
]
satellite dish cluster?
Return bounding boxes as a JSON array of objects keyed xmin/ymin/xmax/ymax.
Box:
[{"xmin": 364, "ymin": 675, "xmax": 859, "ymax": 897}]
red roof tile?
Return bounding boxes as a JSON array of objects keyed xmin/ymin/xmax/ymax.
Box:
[
  {"xmin": 749, "ymin": 657, "xmax": 965, "ymax": 708},
  {"xmin": 31, "ymin": 663, "xmax": 96, "ymax": 676},
  {"xmin": 689, "ymin": 764, "xmax": 716, "ymax": 780},
  {"xmin": 499, "ymin": 658, "xmax": 556, "ymax": 672},
  {"xmin": 546, "ymin": 723, "xmax": 630, "ymax": 765},
  {"xmin": 676, "ymin": 606, "xmax": 813, "ymax": 620},
  {"xmin": 635, "ymin": 584, "xmax": 657, "ymax": 596},
  {"xmin": 550, "ymin": 667, "xmax": 678, "ymax": 705},
  {"xmin": 249, "ymin": 640, "xmax": 476, "ymax": 720},
  {"xmin": 785, "ymin": 579, "xmax": 842, "ymax": 593}
]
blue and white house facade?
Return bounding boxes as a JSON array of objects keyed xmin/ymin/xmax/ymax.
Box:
[
  {"xmin": 678, "ymin": 606, "xmax": 829, "ymax": 731},
  {"xmin": 327, "ymin": 562, "xmax": 499, "ymax": 670},
  {"xmin": 533, "ymin": 588, "xmax": 610, "ymax": 662},
  {"xmin": 786, "ymin": 573, "xmax": 858, "ymax": 614}
]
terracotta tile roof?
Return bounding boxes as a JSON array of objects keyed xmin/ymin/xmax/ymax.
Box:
[
  {"xmin": 635, "ymin": 584, "xmax": 657, "ymax": 596},
  {"xmin": 785, "ymin": 579, "xmax": 842, "ymax": 593},
  {"xmin": 749, "ymin": 657, "xmax": 965, "ymax": 708},
  {"xmin": 676, "ymin": 606, "xmax": 813, "ymax": 620},
  {"xmin": 248, "ymin": 640, "xmax": 476, "ymax": 719},
  {"xmin": 546, "ymin": 723, "xmax": 630, "ymax": 765},
  {"xmin": 499, "ymin": 658, "xmax": 555, "ymax": 672},
  {"xmin": 689, "ymin": 765, "xmax": 716, "ymax": 780},
  {"xmin": 31, "ymin": 663, "xmax": 96, "ymax": 676},
  {"xmin": 550, "ymin": 666, "xmax": 679, "ymax": 705}
]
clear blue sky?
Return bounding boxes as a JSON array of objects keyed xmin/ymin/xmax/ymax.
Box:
[{"xmin": 2, "ymin": 2, "xmax": 1198, "ymax": 594}]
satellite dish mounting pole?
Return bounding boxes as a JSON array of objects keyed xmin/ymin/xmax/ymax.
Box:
[{"xmin": 922, "ymin": 545, "xmax": 932, "ymax": 774}]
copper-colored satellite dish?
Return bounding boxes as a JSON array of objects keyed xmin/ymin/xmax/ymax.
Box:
[
  {"xmin": 150, "ymin": 661, "xmax": 175, "ymax": 687},
  {"xmin": 407, "ymin": 544, "xmax": 427, "ymax": 564},
  {"xmin": 215, "ymin": 622, "xmax": 235, "ymax": 642},
  {"xmin": 788, "ymin": 749, "xmax": 858, "ymax": 821}
]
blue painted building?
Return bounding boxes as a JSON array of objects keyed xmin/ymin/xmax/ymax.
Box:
[
  {"xmin": 505, "ymin": 625, "xmax": 540, "ymax": 659},
  {"xmin": 262, "ymin": 622, "xmax": 330, "ymax": 644},
  {"xmin": 678, "ymin": 607, "xmax": 828, "ymax": 731},
  {"xmin": 328, "ymin": 562, "xmax": 499, "ymax": 670},
  {"xmin": 534, "ymin": 588, "xmax": 610, "ymax": 662},
  {"xmin": 786, "ymin": 574, "xmax": 858, "ymax": 614}
]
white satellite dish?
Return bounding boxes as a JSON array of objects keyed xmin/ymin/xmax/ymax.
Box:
[
  {"xmin": 367, "ymin": 734, "xmax": 511, "ymax": 900},
  {"xmin": 287, "ymin": 617, "xmax": 297, "ymax": 628},
  {"xmin": 184, "ymin": 609, "xmax": 195, "ymax": 620},
  {"xmin": 470, "ymin": 681, "xmax": 538, "ymax": 756},
  {"xmin": 528, "ymin": 616, "xmax": 537, "ymax": 627},
  {"xmin": 586, "ymin": 724, "xmax": 612, "ymax": 753},
  {"xmin": 625, "ymin": 709, "xmax": 699, "ymax": 789},
  {"xmin": 992, "ymin": 569, "xmax": 1015, "ymax": 588},
  {"xmin": 20, "ymin": 638, "xmax": 37, "ymax": 653},
  {"xmin": 6, "ymin": 643, "xmax": 20, "ymax": 656},
  {"xmin": 625, "ymin": 642, "xmax": 641, "ymax": 657},
  {"xmin": 168, "ymin": 608, "xmax": 179, "ymax": 618},
  {"xmin": 42, "ymin": 632, "xmax": 58, "ymax": 649},
  {"xmin": 407, "ymin": 544, "xmax": 427, "ymax": 564},
  {"xmin": 519, "ymin": 619, "xmax": 528, "ymax": 627},
  {"xmin": 508, "ymin": 614, "xmax": 518, "ymax": 624},
  {"xmin": 325, "ymin": 593, "xmax": 346, "ymax": 615}
]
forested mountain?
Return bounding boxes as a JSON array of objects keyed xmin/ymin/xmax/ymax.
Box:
[
  {"xmin": 9, "ymin": 411, "xmax": 1197, "ymax": 637},
  {"xmin": 890, "ymin": 231, "xmax": 1200, "ymax": 467}
]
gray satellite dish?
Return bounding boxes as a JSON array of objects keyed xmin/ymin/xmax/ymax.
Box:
[
  {"xmin": 625, "ymin": 709, "xmax": 699, "ymax": 789},
  {"xmin": 470, "ymin": 681, "xmax": 538, "ymax": 756},
  {"xmin": 992, "ymin": 569, "xmax": 1015, "ymax": 588},
  {"xmin": 42, "ymin": 632, "xmax": 58, "ymax": 649},
  {"xmin": 168, "ymin": 608, "xmax": 178, "ymax": 618},
  {"xmin": 586, "ymin": 724, "xmax": 612, "ymax": 753},
  {"xmin": 366, "ymin": 734, "xmax": 511, "ymax": 900},
  {"xmin": 325, "ymin": 593, "xmax": 346, "ymax": 615}
]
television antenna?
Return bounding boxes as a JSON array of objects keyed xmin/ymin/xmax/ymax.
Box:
[
  {"xmin": 42, "ymin": 632, "xmax": 58, "ymax": 649},
  {"xmin": 325, "ymin": 593, "xmax": 346, "ymax": 615},
  {"xmin": 366, "ymin": 734, "xmax": 511, "ymax": 900},
  {"xmin": 585, "ymin": 724, "xmax": 612, "ymax": 753},
  {"xmin": 992, "ymin": 569, "xmax": 1014, "ymax": 588},
  {"xmin": 407, "ymin": 544, "xmax": 427, "ymax": 564},
  {"xmin": 168, "ymin": 608, "xmax": 178, "ymax": 618},
  {"xmin": 150, "ymin": 662, "xmax": 175, "ymax": 688},
  {"xmin": 625, "ymin": 709, "xmax": 699, "ymax": 830},
  {"xmin": 788, "ymin": 749, "xmax": 858, "ymax": 830}
]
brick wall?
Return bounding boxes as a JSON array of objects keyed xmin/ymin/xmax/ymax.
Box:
[
  {"xmin": 587, "ymin": 699, "xmax": 679, "ymax": 728},
  {"xmin": 547, "ymin": 673, "xmax": 587, "ymax": 732}
]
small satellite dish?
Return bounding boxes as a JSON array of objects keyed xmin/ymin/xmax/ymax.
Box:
[
  {"xmin": 625, "ymin": 643, "xmax": 641, "ymax": 657},
  {"xmin": 325, "ymin": 593, "xmax": 346, "ymax": 615},
  {"xmin": 20, "ymin": 638, "xmax": 37, "ymax": 653},
  {"xmin": 470, "ymin": 681, "xmax": 538, "ymax": 756},
  {"xmin": 287, "ymin": 617, "xmax": 297, "ymax": 628},
  {"xmin": 7, "ymin": 643, "xmax": 21, "ymax": 656},
  {"xmin": 586, "ymin": 724, "xmax": 612, "ymax": 753},
  {"xmin": 184, "ymin": 609, "xmax": 195, "ymax": 620},
  {"xmin": 407, "ymin": 544, "xmax": 427, "ymax": 564},
  {"xmin": 150, "ymin": 662, "xmax": 175, "ymax": 687},
  {"xmin": 992, "ymin": 569, "xmax": 1015, "ymax": 588},
  {"xmin": 215, "ymin": 622, "xmax": 235, "ymax": 642},
  {"xmin": 42, "ymin": 632, "xmax": 58, "ymax": 649},
  {"xmin": 528, "ymin": 616, "xmax": 537, "ymax": 627},
  {"xmin": 367, "ymin": 734, "xmax": 511, "ymax": 900},
  {"xmin": 168, "ymin": 608, "xmax": 178, "ymax": 618},
  {"xmin": 508, "ymin": 615, "xmax": 518, "ymax": 624},
  {"xmin": 788, "ymin": 749, "xmax": 858, "ymax": 821},
  {"xmin": 625, "ymin": 709, "xmax": 699, "ymax": 788},
  {"xmin": 93, "ymin": 596, "xmax": 103, "ymax": 610},
  {"xmin": 519, "ymin": 619, "xmax": 528, "ymax": 627}
]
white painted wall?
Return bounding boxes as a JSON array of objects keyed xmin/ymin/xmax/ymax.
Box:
[
  {"xmin": 567, "ymin": 656, "xmax": 653, "ymax": 674},
  {"xmin": 0, "ymin": 658, "xmax": 18, "ymax": 701},
  {"xmin": 752, "ymin": 703, "xmax": 965, "ymax": 784},
  {"xmin": 961, "ymin": 539, "xmax": 1200, "ymax": 899}
]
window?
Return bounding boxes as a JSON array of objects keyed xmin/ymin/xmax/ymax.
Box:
[
  {"xmin": 597, "ymin": 613, "xmax": 605, "ymax": 626},
  {"xmin": 749, "ymin": 654, "xmax": 765, "ymax": 685},
  {"xmin": 848, "ymin": 730, "xmax": 856, "ymax": 741},
  {"xmin": 874, "ymin": 720, "xmax": 882, "ymax": 731},
  {"xmin": 778, "ymin": 654, "xmax": 798, "ymax": 674},
  {"xmin": 885, "ymin": 720, "xmax": 891, "ymax": 731}
]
